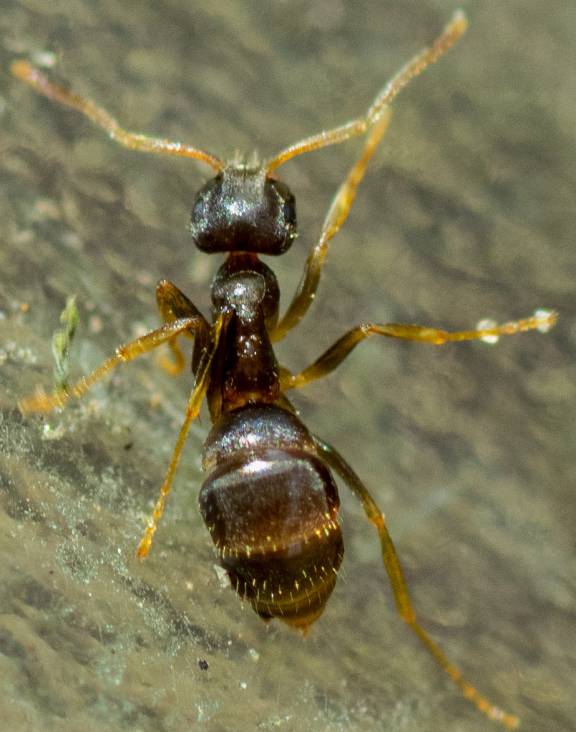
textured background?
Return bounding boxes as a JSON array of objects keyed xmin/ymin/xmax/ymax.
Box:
[{"xmin": 0, "ymin": 1, "xmax": 574, "ymax": 730}]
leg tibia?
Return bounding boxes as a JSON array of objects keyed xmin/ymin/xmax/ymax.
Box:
[
  {"xmin": 19, "ymin": 317, "xmax": 205, "ymax": 414},
  {"xmin": 282, "ymin": 310, "xmax": 557, "ymax": 390}
]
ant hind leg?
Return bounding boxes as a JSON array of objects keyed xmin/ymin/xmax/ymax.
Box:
[{"xmin": 313, "ymin": 436, "xmax": 520, "ymax": 729}]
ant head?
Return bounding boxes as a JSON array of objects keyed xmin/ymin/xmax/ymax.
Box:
[{"xmin": 190, "ymin": 160, "xmax": 297, "ymax": 255}]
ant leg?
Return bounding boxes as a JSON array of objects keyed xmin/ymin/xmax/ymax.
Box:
[
  {"xmin": 10, "ymin": 61, "xmax": 223, "ymax": 171},
  {"xmin": 282, "ymin": 310, "xmax": 557, "ymax": 390},
  {"xmin": 271, "ymin": 111, "xmax": 391, "ymax": 342},
  {"xmin": 136, "ymin": 313, "xmax": 225, "ymax": 558},
  {"xmin": 155, "ymin": 279, "xmax": 209, "ymax": 376},
  {"xmin": 19, "ymin": 316, "xmax": 206, "ymax": 414},
  {"xmin": 270, "ymin": 11, "xmax": 468, "ymax": 342},
  {"xmin": 313, "ymin": 436, "xmax": 520, "ymax": 730}
]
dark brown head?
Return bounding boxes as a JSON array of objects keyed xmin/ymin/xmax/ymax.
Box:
[{"xmin": 190, "ymin": 164, "xmax": 297, "ymax": 255}]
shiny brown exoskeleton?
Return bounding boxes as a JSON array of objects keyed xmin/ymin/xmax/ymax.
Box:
[{"xmin": 13, "ymin": 11, "xmax": 557, "ymax": 729}]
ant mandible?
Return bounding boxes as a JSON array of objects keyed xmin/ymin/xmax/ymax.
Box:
[{"xmin": 13, "ymin": 11, "xmax": 556, "ymax": 729}]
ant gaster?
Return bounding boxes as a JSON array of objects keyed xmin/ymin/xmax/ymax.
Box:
[{"xmin": 13, "ymin": 11, "xmax": 556, "ymax": 729}]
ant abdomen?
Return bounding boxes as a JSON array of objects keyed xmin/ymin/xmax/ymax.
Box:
[{"xmin": 199, "ymin": 404, "xmax": 343, "ymax": 628}]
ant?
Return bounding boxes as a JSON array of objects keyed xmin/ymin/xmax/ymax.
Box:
[{"xmin": 12, "ymin": 10, "xmax": 556, "ymax": 729}]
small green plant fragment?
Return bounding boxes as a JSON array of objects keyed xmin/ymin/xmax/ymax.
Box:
[{"xmin": 51, "ymin": 296, "xmax": 79, "ymax": 390}]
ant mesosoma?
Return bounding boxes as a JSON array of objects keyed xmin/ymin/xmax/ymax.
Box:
[{"xmin": 13, "ymin": 11, "xmax": 556, "ymax": 728}]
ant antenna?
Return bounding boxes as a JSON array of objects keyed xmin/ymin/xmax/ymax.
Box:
[
  {"xmin": 265, "ymin": 10, "xmax": 468, "ymax": 174},
  {"xmin": 10, "ymin": 60, "xmax": 224, "ymax": 172}
]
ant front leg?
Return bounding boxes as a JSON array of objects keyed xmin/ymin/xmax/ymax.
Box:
[
  {"xmin": 155, "ymin": 279, "xmax": 209, "ymax": 376},
  {"xmin": 271, "ymin": 110, "xmax": 391, "ymax": 343},
  {"xmin": 269, "ymin": 11, "xmax": 468, "ymax": 342},
  {"xmin": 313, "ymin": 436, "xmax": 520, "ymax": 729},
  {"xmin": 281, "ymin": 311, "xmax": 557, "ymax": 390},
  {"xmin": 19, "ymin": 315, "xmax": 208, "ymax": 414}
]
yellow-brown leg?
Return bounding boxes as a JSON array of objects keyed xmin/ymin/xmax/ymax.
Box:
[
  {"xmin": 282, "ymin": 310, "xmax": 557, "ymax": 390},
  {"xmin": 271, "ymin": 111, "xmax": 391, "ymax": 341},
  {"xmin": 10, "ymin": 61, "xmax": 223, "ymax": 171},
  {"xmin": 19, "ymin": 316, "xmax": 206, "ymax": 414},
  {"xmin": 313, "ymin": 436, "xmax": 519, "ymax": 729},
  {"xmin": 269, "ymin": 11, "xmax": 467, "ymax": 341},
  {"xmin": 136, "ymin": 314, "xmax": 225, "ymax": 558},
  {"xmin": 155, "ymin": 279, "xmax": 209, "ymax": 376}
]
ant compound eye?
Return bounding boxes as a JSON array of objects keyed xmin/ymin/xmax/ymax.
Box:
[
  {"xmin": 189, "ymin": 174, "xmax": 224, "ymax": 252},
  {"xmin": 268, "ymin": 178, "xmax": 297, "ymax": 250}
]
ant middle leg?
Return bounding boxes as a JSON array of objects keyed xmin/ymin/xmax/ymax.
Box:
[
  {"xmin": 313, "ymin": 436, "xmax": 520, "ymax": 729},
  {"xmin": 136, "ymin": 313, "xmax": 225, "ymax": 558},
  {"xmin": 281, "ymin": 311, "xmax": 557, "ymax": 390}
]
